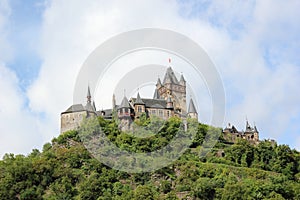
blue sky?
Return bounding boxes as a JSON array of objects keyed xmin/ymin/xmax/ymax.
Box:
[{"xmin": 0, "ymin": 0, "xmax": 299, "ymax": 157}]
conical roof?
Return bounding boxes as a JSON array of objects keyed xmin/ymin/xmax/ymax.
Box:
[
  {"xmin": 134, "ymin": 92, "xmax": 145, "ymax": 104},
  {"xmin": 87, "ymin": 85, "xmax": 91, "ymax": 97},
  {"xmin": 120, "ymin": 96, "xmax": 130, "ymax": 108},
  {"xmin": 188, "ymin": 98, "xmax": 197, "ymax": 113},
  {"xmin": 153, "ymin": 88, "xmax": 160, "ymax": 99}
]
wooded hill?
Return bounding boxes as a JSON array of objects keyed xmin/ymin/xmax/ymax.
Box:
[{"xmin": 0, "ymin": 116, "xmax": 299, "ymax": 199}]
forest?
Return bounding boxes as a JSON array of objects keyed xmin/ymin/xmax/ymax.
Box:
[{"xmin": 0, "ymin": 116, "xmax": 299, "ymax": 200}]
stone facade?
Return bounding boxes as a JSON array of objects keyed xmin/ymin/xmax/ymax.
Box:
[{"xmin": 60, "ymin": 66, "xmax": 198, "ymax": 134}]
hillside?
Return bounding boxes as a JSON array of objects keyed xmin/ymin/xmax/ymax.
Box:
[{"xmin": 0, "ymin": 116, "xmax": 299, "ymax": 200}]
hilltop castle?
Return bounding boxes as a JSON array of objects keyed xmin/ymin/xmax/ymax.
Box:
[
  {"xmin": 60, "ymin": 65, "xmax": 259, "ymax": 144},
  {"xmin": 61, "ymin": 66, "xmax": 198, "ymax": 133},
  {"xmin": 223, "ymin": 121, "xmax": 259, "ymax": 144}
]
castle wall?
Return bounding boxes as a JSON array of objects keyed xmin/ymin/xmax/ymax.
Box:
[{"xmin": 60, "ymin": 111, "xmax": 87, "ymax": 134}]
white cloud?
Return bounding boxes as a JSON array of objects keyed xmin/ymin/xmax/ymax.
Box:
[
  {"xmin": 28, "ymin": 0, "xmax": 300, "ymax": 147},
  {"xmin": 0, "ymin": 64, "xmax": 44, "ymax": 157},
  {"xmin": 0, "ymin": 0, "xmax": 299, "ymax": 157}
]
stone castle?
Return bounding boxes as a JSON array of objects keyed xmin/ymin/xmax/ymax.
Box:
[
  {"xmin": 60, "ymin": 65, "xmax": 259, "ymax": 144},
  {"xmin": 222, "ymin": 121, "xmax": 259, "ymax": 144},
  {"xmin": 61, "ymin": 66, "xmax": 198, "ymax": 133}
]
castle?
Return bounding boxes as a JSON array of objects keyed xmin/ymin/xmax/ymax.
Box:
[
  {"xmin": 222, "ymin": 121, "xmax": 259, "ymax": 144},
  {"xmin": 60, "ymin": 65, "xmax": 259, "ymax": 144},
  {"xmin": 61, "ymin": 66, "xmax": 198, "ymax": 133}
]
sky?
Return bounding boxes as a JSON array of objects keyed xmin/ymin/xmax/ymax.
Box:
[{"xmin": 0, "ymin": 0, "xmax": 300, "ymax": 158}]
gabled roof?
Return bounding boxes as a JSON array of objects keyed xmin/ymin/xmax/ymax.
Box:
[
  {"xmin": 188, "ymin": 98, "xmax": 197, "ymax": 113},
  {"xmin": 62, "ymin": 104, "xmax": 86, "ymax": 114}
]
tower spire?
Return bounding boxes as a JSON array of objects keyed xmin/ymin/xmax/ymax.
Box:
[{"xmin": 87, "ymin": 85, "xmax": 91, "ymax": 103}]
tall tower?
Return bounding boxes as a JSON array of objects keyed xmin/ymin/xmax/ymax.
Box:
[
  {"xmin": 134, "ymin": 92, "xmax": 145, "ymax": 118},
  {"xmin": 117, "ymin": 95, "xmax": 133, "ymax": 131},
  {"xmin": 112, "ymin": 94, "xmax": 116, "ymax": 110},
  {"xmin": 85, "ymin": 86, "xmax": 95, "ymax": 113},
  {"xmin": 156, "ymin": 60, "xmax": 186, "ymax": 115}
]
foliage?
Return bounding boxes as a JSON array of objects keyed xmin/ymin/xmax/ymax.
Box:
[{"xmin": 0, "ymin": 117, "xmax": 299, "ymax": 199}]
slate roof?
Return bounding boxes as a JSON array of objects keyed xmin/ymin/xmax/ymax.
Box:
[
  {"xmin": 134, "ymin": 92, "xmax": 145, "ymax": 104},
  {"xmin": 120, "ymin": 96, "xmax": 131, "ymax": 108},
  {"xmin": 188, "ymin": 98, "xmax": 197, "ymax": 113},
  {"xmin": 62, "ymin": 104, "xmax": 86, "ymax": 114},
  {"xmin": 87, "ymin": 86, "xmax": 91, "ymax": 97},
  {"xmin": 179, "ymin": 74, "xmax": 186, "ymax": 84},
  {"xmin": 131, "ymin": 98, "xmax": 167, "ymax": 109},
  {"xmin": 156, "ymin": 78, "xmax": 162, "ymax": 86},
  {"xmin": 85, "ymin": 102, "xmax": 95, "ymax": 112},
  {"xmin": 96, "ymin": 109, "xmax": 113, "ymax": 118},
  {"xmin": 163, "ymin": 67, "xmax": 179, "ymax": 84}
]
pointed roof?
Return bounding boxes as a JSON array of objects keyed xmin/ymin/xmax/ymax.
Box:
[
  {"xmin": 87, "ymin": 85, "xmax": 91, "ymax": 97},
  {"xmin": 120, "ymin": 96, "xmax": 130, "ymax": 108},
  {"xmin": 188, "ymin": 98, "xmax": 197, "ymax": 113},
  {"xmin": 93, "ymin": 101, "xmax": 96, "ymax": 111},
  {"xmin": 86, "ymin": 85, "xmax": 92, "ymax": 105},
  {"xmin": 179, "ymin": 74, "xmax": 186, "ymax": 84},
  {"xmin": 134, "ymin": 92, "xmax": 145, "ymax": 104},
  {"xmin": 163, "ymin": 67, "xmax": 179, "ymax": 84},
  {"xmin": 245, "ymin": 120, "xmax": 252, "ymax": 132},
  {"xmin": 153, "ymin": 88, "xmax": 160, "ymax": 99},
  {"xmin": 156, "ymin": 78, "xmax": 162, "ymax": 86}
]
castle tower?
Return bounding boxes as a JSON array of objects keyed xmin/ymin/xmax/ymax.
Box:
[
  {"xmin": 157, "ymin": 62, "xmax": 187, "ymax": 115},
  {"xmin": 134, "ymin": 92, "xmax": 145, "ymax": 118},
  {"xmin": 117, "ymin": 95, "xmax": 133, "ymax": 131},
  {"xmin": 112, "ymin": 93, "xmax": 116, "ymax": 110},
  {"xmin": 244, "ymin": 120, "xmax": 259, "ymax": 142},
  {"xmin": 187, "ymin": 98, "xmax": 198, "ymax": 119},
  {"xmin": 85, "ymin": 86, "xmax": 96, "ymax": 113}
]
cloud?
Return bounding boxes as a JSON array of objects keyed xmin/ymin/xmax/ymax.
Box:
[
  {"xmin": 28, "ymin": 0, "xmax": 300, "ymax": 146},
  {"xmin": 0, "ymin": 0, "xmax": 299, "ymax": 157},
  {"xmin": 0, "ymin": 64, "xmax": 44, "ymax": 157}
]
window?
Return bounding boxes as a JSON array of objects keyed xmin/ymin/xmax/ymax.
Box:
[
  {"xmin": 159, "ymin": 110, "xmax": 163, "ymax": 117},
  {"xmin": 151, "ymin": 110, "xmax": 156, "ymax": 115},
  {"xmin": 138, "ymin": 106, "xmax": 142, "ymax": 113},
  {"xmin": 167, "ymin": 111, "xmax": 170, "ymax": 117}
]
